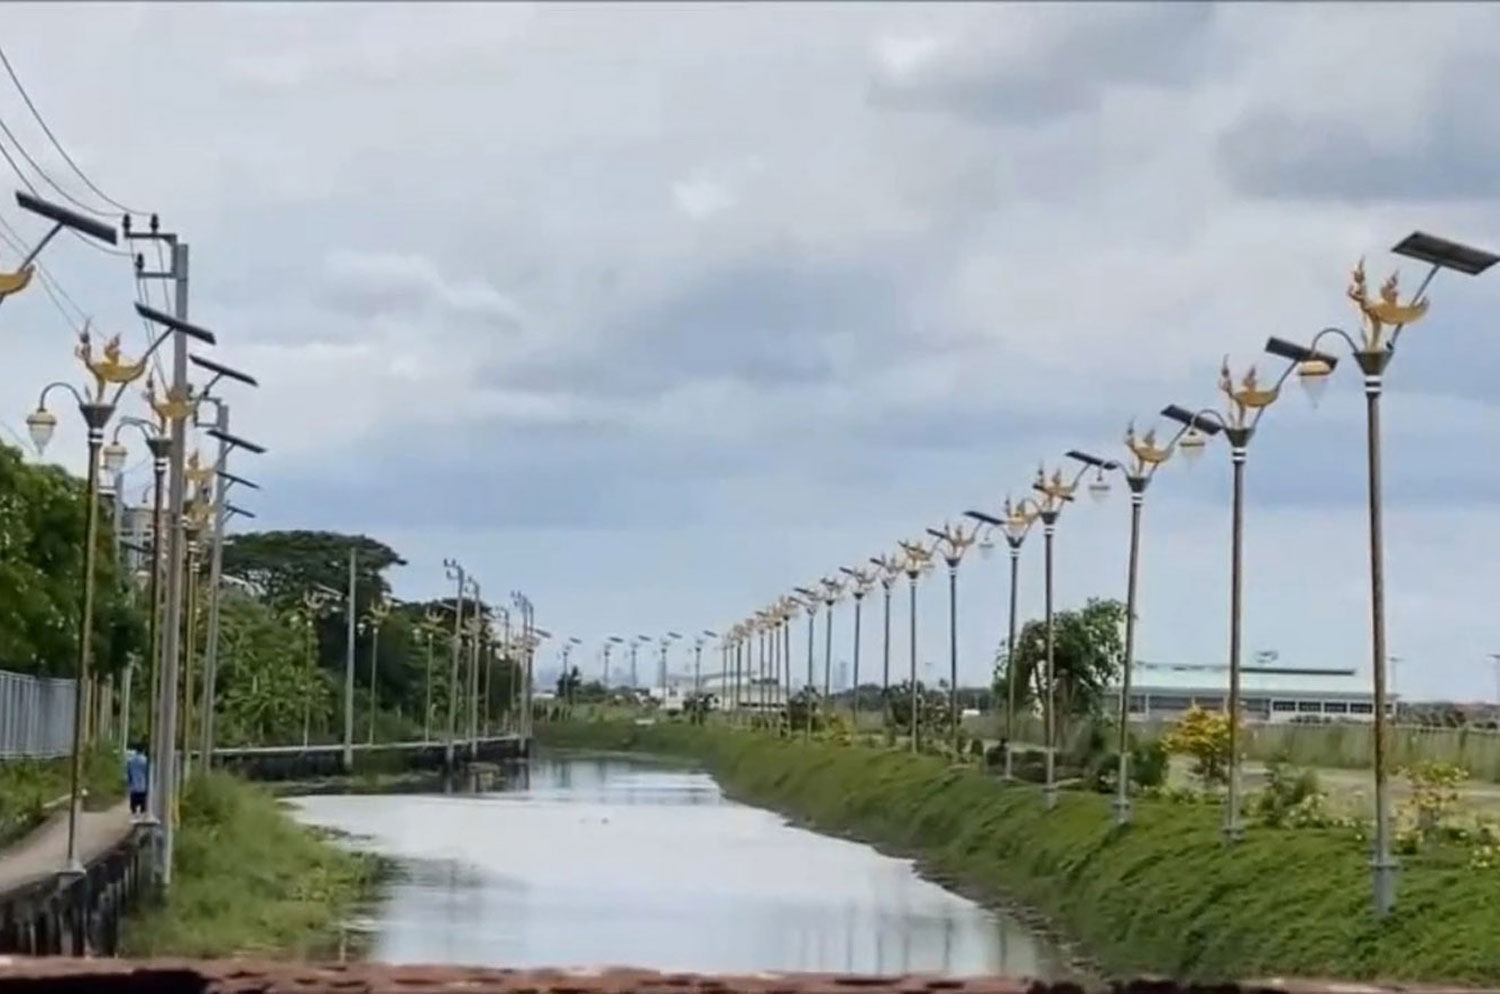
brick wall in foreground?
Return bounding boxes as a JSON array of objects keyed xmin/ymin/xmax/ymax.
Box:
[{"xmin": 0, "ymin": 960, "xmax": 1461, "ymax": 994}]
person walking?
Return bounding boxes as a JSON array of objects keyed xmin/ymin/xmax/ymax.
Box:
[{"xmin": 125, "ymin": 742, "xmax": 150, "ymax": 820}]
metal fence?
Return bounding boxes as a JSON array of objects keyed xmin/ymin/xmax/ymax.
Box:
[{"xmin": 0, "ymin": 667, "xmax": 75, "ymax": 760}]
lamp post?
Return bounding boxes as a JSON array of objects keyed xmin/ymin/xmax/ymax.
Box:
[
  {"xmin": 188, "ymin": 355, "xmax": 262, "ymax": 768},
  {"xmin": 838, "ymin": 566, "xmax": 877, "ymax": 725},
  {"xmin": 926, "ymin": 521, "xmax": 982, "ymax": 756},
  {"xmin": 818, "ymin": 577, "xmax": 844, "ymax": 706},
  {"xmin": 294, "ymin": 589, "xmax": 333, "ymax": 747},
  {"xmin": 602, "ymin": 635, "xmax": 625, "ymax": 702},
  {"xmin": 1264, "ymin": 233, "xmax": 1496, "ymax": 915},
  {"xmin": 360, "ymin": 598, "xmax": 391, "ymax": 744},
  {"xmin": 725, "ymin": 624, "xmax": 744, "ymax": 721},
  {"xmin": 1163, "ymin": 345, "xmax": 1333, "ymax": 839},
  {"xmin": 630, "ymin": 635, "xmax": 650, "ymax": 694},
  {"xmin": 693, "ymin": 630, "xmax": 717, "ymax": 704},
  {"xmin": 1031, "ymin": 460, "xmax": 1102, "ymax": 810},
  {"xmin": 658, "ymin": 631, "xmax": 683, "ymax": 702},
  {"xmin": 896, "ymin": 539, "xmax": 934, "ymax": 752},
  {"xmin": 441, "ymin": 560, "xmax": 467, "ymax": 770},
  {"xmin": 560, "ymin": 636, "xmax": 583, "ymax": 711},
  {"xmin": 134, "ymin": 296, "xmax": 221, "ymax": 886},
  {"xmin": 112, "ymin": 413, "xmax": 171, "ymax": 758},
  {"xmin": 1065, "ymin": 414, "xmax": 1219, "ymax": 825},
  {"xmin": 869, "ymin": 554, "xmax": 902, "ymax": 730},
  {"xmin": 28, "ymin": 319, "xmax": 194, "ymax": 873},
  {"xmin": 966, "ymin": 498, "xmax": 1038, "ymax": 779}
]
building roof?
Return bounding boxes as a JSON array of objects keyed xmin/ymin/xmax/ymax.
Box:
[{"xmin": 1121, "ymin": 660, "xmax": 1380, "ymax": 699}]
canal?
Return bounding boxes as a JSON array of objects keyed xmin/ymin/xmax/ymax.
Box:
[{"xmin": 290, "ymin": 754, "xmax": 1064, "ymax": 976}]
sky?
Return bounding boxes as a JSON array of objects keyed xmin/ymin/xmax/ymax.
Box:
[{"xmin": 3, "ymin": 2, "xmax": 1500, "ymax": 701}]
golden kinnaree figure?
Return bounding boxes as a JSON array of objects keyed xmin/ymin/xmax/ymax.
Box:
[
  {"xmin": 1348, "ymin": 258, "xmax": 1429, "ymax": 350},
  {"xmin": 76, "ymin": 324, "xmax": 149, "ymax": 400},
  {"xmin": 1124, "ymin": 421, "xmax": 1170, "ymax": 467},
  {"xmin": 0, "ymin": 265, "xmax": 34, "ymax": 297},
  {"xmin": 1219, "ymin": 357, "xmax": 1278, "ymax": 421}
]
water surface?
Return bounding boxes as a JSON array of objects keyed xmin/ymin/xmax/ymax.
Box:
[{"xmin": 291, "ymin": 755, "xmax": 1063, "ymax": 976}]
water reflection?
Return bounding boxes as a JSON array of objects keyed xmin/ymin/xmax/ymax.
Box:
[{"xmin": 291, "ymin": 755, "xmax": 1062, "ymax": 977}]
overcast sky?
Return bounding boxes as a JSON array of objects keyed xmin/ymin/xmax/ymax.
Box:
[{"xmin": 3, "ymin": 2, "xmax": 1500, "ymax": 700}]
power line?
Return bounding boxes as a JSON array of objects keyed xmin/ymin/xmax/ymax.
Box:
[
  {"xmin": 0, "ymin": 43, "xmax": 140, "ymax": 215},
  {"xmin": 0, "ymin": 109, "xmax": 108, "ymax": 218}
]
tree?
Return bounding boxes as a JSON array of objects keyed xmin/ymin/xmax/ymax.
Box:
[
  {"xmin": 993, "ymin": 598, "xmax": 1125, "ymax": 725},
  {"xmin": 1160, "ymin": 706, "xmax": 1232, "ymax": 786},
  {"xmin": 0, "ymin": 442, "xmax": 144, "ymax": 678},
  {"xmin": 214, "ymin": 591, "xmax": 326, "ymax": 745},
  {"xmin": 220, "ymin": 530, "xmax": 403, "ymax": 614}
]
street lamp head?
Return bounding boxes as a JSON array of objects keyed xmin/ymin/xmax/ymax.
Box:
[
  {"xmin": 1264, "ymin": 336, "xmax": 1341, "ymax": 409},
  {"xmin": 1086, "ymin": 468, "xmax": 1111, "ymax": 504},
  {"xmin": 101, "ymin": 440, "xmax": 128, "ymax": 475},
  {"xmin": 25, "ymin": 406, "xmax": 56, "ymax": 453}
]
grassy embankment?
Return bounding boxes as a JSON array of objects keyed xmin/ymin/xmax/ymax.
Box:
[
  {"xmin": 540, "ymin": 720, "xmax": 1500, "ymax": 984},
  {"xmin": 122, "ymin": 773, "xmax": 382, "ymax": 958},
  {"xmin": 0, "ymin": 749, "xmax": 124, "ymax": 846}
]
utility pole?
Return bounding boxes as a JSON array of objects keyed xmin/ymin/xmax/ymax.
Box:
[
  {"xmin": 343, "ymin": 547, "xmax": 357, "ymax": 771},
  {"xmin": 128, "ymin": 218, "xmax": 190, "ymax": 884},
  {"xmin": 443, "ymin": 560, "xmax": 467, "ymax": 770},
  {"xmin": 193, "ymin": 363, "xmax": 261, "ymax": 769}
]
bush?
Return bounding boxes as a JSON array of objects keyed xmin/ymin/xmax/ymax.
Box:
[
  {"xmin": 122, "ymin": 773, "xmax": 379, "ymax": 957},
  {"xmin": 1252, "ymin": 757, "xmax": 1322, "ymax": 827},
  {"xmin": 1161, "ymin": 706, "xmax": 1233, "ymax": 786}
]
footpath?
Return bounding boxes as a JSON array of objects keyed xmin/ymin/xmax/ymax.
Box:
[{"xmin": 0, "ymin": 802, "xmax": 134, "ymax": 897}]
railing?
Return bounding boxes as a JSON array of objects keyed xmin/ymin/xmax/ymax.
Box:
[{"xmin": 0, "ymin": 669, "xmax": 74, "ymax": 760}]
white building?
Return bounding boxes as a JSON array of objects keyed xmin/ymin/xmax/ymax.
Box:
[
  {"xmin": 697, "ymin": 673, "xmax": 789, "ymax": 713},
  {"xmin": 1118, "ymin": 661, "xmax": 1394, "ymax": 724}
]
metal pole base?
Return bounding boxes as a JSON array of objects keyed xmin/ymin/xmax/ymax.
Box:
[
  {"xmin": 1002, "ymin": 747, "xmax": 1014, "ymax": 781},
  {"xmin": 1222, "ymin": 818, "xmax": 1245, "ymax": 844},
  {"xmin": 59, "ymin": 861, "xmax": 85, "ymax": 879},
  {"xmin": 1112, "ymin": 795, "xmax": 1132, "ymax": 826},
  {"xmin": 1371, "ymin": 856, "xmax": 1399, "ymax": 917},
  {"xmin": 1043, "ymin": 783, "xmax": 1059, "ymax": 810}
]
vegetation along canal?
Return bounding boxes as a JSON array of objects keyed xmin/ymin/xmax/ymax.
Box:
[{"xmin": 289, "ymin": 753, "xmax": 1066, "ymax": 975}]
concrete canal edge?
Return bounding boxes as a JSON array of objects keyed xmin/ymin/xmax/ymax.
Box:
[
  {"xmin": 0, "ymin": 959, "xmax": 1482, "ymax": 994},
  {"xmin": 535, "ymin": 721, "xmax": 1500, "ymax": 986}
]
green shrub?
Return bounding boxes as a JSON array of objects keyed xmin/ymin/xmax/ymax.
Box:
[{"xmin": 122, "ymin": 773, "xmax": 379, "ymax": 958}]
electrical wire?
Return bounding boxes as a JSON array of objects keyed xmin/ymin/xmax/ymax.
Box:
[
  {"xmin": 0, "ymin": 111, "xmax": 108, "ymax": 218},
  {"xmin": 0, "ymin": 118, "xmax": 131, "ymax": 260},
  {"xmin": 0, "ymin": 43, "xmax": 140, "ymax": 216}
]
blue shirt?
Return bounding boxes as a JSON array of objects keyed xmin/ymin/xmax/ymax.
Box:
[{"xmin": 125, "ymin": 751, "xmax": 149, "ymax": 793}]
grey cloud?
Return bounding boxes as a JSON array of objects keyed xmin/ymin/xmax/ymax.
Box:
[
  {"xmin": 318, "ymin": 251, "xmax": 522, "ymax": 332},
  {"xmin": 870, "ymin": 4, "xmax": 1221, "ymax": 125},
  {"xmin": 480, "ymin": 252, "xmax": 923, "ymax": 400},
  {"xmin": 1216, "ymin": 47, "xmax": 1500, "ymax": 204}
]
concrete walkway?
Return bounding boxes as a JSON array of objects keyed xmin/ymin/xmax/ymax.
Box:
[{"xmin": 0, "ymin": 802, "xmax": 135, "ymax": 897}]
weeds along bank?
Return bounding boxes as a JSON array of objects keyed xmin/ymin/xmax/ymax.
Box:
[
  {"xmin": 0, "ymin": 749, "xmax": 123, "ymax": 846},
  {"xmin": 539, "ymin": 720, "xmax": 1500, "ymax": 984},
  {"xmin": 122, "ymin": 773, "xmax": 380, "ymax": 958}
]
